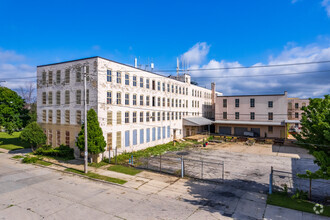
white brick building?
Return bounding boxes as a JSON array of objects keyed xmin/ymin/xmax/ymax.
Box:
[{"xmin": 37, "ymin": 57, "xmax": 220, "ymax": 158}]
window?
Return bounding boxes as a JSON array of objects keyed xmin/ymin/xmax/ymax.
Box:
[
  {"xmin": 140, "ymin": 129, "xmax": 144, "ymax": 144},
  {"xmin": 235, "ymin": 112, "xmax": 239, "ymax": 119},
  {"xmin": 172, "ymin": 98, "xmax": 174, "ymax": 107},
  {"xmin": 125, "ymin": 74, "xmax": 129, "ymax": 85},
  {"xmin": 76, "ymin": 67, "xmax": 81, "ymax": 83},
  {"xmin": 152, "ymin": 97, "xmax": 156, "ymax": 107},
  {"xmin": 107, "ymin": 111, "xmax": 112, "ymax": 125},
  {"xmin": 125, "ymin": 112, "xmax": 129, "ymax": 123},
  {"xmin": 167, "ymin": 98, "xmax": 170, "ymax": 107},
  {"xmin": 86, "ymin": 89, "xmax": 89, "ymax": 105},
  {"xmin": 152, "ymin": 127, "xmax": 156, "ymax": 141},
  {"xmin": 107, "ymin": 133, "xmax": 112, "ymax": 151},
  {"xmin": 42, "ymin": 72, "xmax": 46, "ymax": 85},
  {"xmin": 107, "ymin": 91, "xmax": 112, "ymax": 104},
  {"xmin": 65, "ymin": 131, "xmax": 70, "ymax": 146},
  {"xmin": 302, "ymin": 102, "xmax": 306, "ymax": 107},
  {"xmin": 175, "ymin": 86, "xmax": 178, "ymax": 93},
  {"xmin": 162, "ymin": 83, "xmax": 165, "ymax": 91},
  {"xmin": 42, "ymin": 110, "xmax": 46, "ymax": 122},
  {"xmin": 167, "ymin": 84, "xmax": 170, "ymax": 92},
  {"xmin": 157, "ymin": 81, "xmax": 160, "ymax": 91},
  {"xmin": 125, "ymin": 130, "xmax": 130, "ymax": 147},
  {"xmin": 146, "ymin": 112, "xmax": 150, "ymax": 122},
  {"xmin": 157, "ymin": 97, "xmax": 160, "ymax": 106},
  {"xmin": 176, "ymin": 99, "xmax": 178, "ymax": 108},
  {"xmin": 235, "ymin": 99, "xmax": 239, "ymax": 107},
  {"xmin": 133, "ymin": 112, "xmax": 137, "ymax": 123},
  {"xmin": 146, "ymin": 128, "xmax": 150, "ymax": 142},
  {"xmin": 133, "ymin": 76, "xmax": 137, "ymax": 86},
  {"xmin": 295, "ymin": 103, "xmax": 299, "ymax": 109},
  {"xmin": 133, "ymin": 94, "xmax": 137, "ymax": 105},
  {"xmin": 288, "ymin": 102, "xmax": 292, "ymax": 109},
  {"xmin": 162, "ymin": 97, "xmax": 165, "ymax": 107},
  {"xmin": 162, "ymin": 126, "xmax": 166, "ymax": 139},
  {"xmin": 56, "ymin": 91, "xmax": 61, "ymax": 105},
  {"xmin": 179, "ymin": 99, "xmax": 181, "ymax": 108},
  {"xmin": 179, "ymin": 87, "xmax": 181, "ymax": 94},
  {"xmin": 48, "ymin": 110, "xmax": 53, "ymax": 123},
  {"xmin": 56, "ymin": 70, "xmax": 61, "ymax": 84},
  {"xmin": 140, "ymin": 95, "xmax": 144, "ymax": 106},
  {"xmin": 56, "ymin": 130, "xmax": 61, "ymax": 146},
  {"xmin": 117, "ymin": 92, "xmax": 121, "ymax": 105},
  {"xmin": 223, "ymin": 112, "xmax": 227, "ymax": 119},
  {"xmin": 140, "ymin": 77, "xmax": 144, "ymax": 87},
  {"xmin": 65, "ymin": 69, "xmax": 70, "ymax": 84},
  {"xmin": 116, "ymin": 131, "xmax": 121, "ymax": 148},
  {"xmin": 76, "ymin": 110, "xmax": 81, "ymax": 124},
  {"xmin": 140, "ymin": 112, "xmax": 144, "ymax": 122},
  {"xmin": 186, "ymin": 100, "xmax": 188, "ymax": 108},
  {"xmin": 65, "ymin": 110, "xmax": 70, "ymax": 124},
  {"xmin": 42, "ymin": 92, "xmax": 46, "ymax": 105},
  {"xmin": 167, "ymin": 126, "xmax": 170, "ymax": 138},
  {"xmin": 65, "ymin": 90, "xmax": 70, "ymax": 104},
  {"xmin": 268, "ymin": 112, "xmax": 273, "ymax": 120},
  {"xmin": 176, "ymin": 112, "xmax": 178, "ymax": 120},
  {"xmin": 250, "ymin": 112, "xmax": 255, "ymax": 120},
  {"xmin": 167, "ymin": 112, "xmax": 170, "ymax": 120},
  {"xmin": 107, "ymin": 70, "xmax": 112, "ymax": 82},
  {"xmin": 152, "ymin": 112, "xmax": 155, "ymax": 122},
  {"xmin": 268, "ymin": 126, "xmax": 273, "ymax": 133},
  {"xmin": 117, "ymin": 112, "xmax": 121, "ymax": 124},
  {"xmin": 157, "ymin": 127, "xmax": 161, "ymax": 140},
  {"xmin": 133, "ymin": 130, "xmax": 137, "ymax": 145},
  {"xmin": 171, "ymin": 112, "xmax": 174, "ymax": 120},
  {"xmin": 76, "ymin": 90, "xmax": 81, "ymax": 105},
  {"xmin": 152, "ymin": 80, "xmax": 156, "ymax": 90},
  {"xmin": 48, "ymin": 92, "xmax": 53, "ymax": 105},
  {"xmin": 162, "ymin": 112, "xmax": 165, "ymax": 121},
  {"xmin": 157, "ymin": 112, "xmax": 160, "ymax": 121},
  {"xmin": 117, "ymin": 72, "xmax": 122, "ymax": 84},
  {"xmin": 295, "ymin": 112, "xmax": 299, "ymax": 118},
  {"xmin": 186, "ymin": 88, "xmax": 188, "ymax": 95},
  {"xmin": 146, "ymin": 79, "xmax": 150, "ymax": 89},
  {"xmin": 48, "ymin": 71, "xmax": 53, "ymax": 85},
  {"xmin": 268, "ymin": 101, "xmax": 273, "ymax": 108},
  {"xmin": 172, "ymin": 85, "xmax": 174, "ymax": 93},
  {"xmin": 125, "ymin": 93, "xmax": 129, "ymax": 105},
  {"xmin": 146, "ymin": 96, "xmax": 150, "ymax": 106},
  {"xmin": 250, "ymin": 98, "xmax": 255, "ymax": 108},
  {"xmin": 56, "ymin": 110, "xmax": 61, "ymax": 124}
]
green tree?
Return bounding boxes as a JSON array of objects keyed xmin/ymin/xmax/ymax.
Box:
[
  {"xmin": 0, "ymin": 87, "xmax": 30, "ymax": 134},
  {"xmin": 19, "ymin": 122, "xmax": 46, "ymax": 150},
  {"xmin": 294, "ymin": 94, "xmax": 330, "ymax": 180},
  {"xmin": 76, "ymin": 109, "xmax": 106, "ymax": 156}
]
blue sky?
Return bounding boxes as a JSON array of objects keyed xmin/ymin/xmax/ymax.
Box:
[{"xmin": 0, "ymin": 0, "xmax": 330, "ymax": 97}]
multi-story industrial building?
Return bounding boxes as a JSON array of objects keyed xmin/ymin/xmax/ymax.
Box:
[
  {"xmin": 213, "ymin": 92, "xmax": 289, "ymax": 138},
  {"xmin": 37, "ymin": 56, "xmax": 221, "ymax": 159},
  {"xmin": 287, "ymin": 98, "xmax": 310, "ymax": 130}
]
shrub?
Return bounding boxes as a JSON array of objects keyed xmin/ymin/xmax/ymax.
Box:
[
  {"xmin": 22, "ymin": 156, "xmax": 38, "ymax": 164},
  {"xmin": 19, "ymin": 122, "xmax": 46, "ymax": 150},
  {"xmin": 291, "ymin": 189, "xmax": 308, "ymax": 200},
  {"xmin": 34, "ymin": 144, "xmax": 74, "ymax": 160}
]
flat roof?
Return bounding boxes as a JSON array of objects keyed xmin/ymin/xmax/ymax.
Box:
[
  {"xmin": 183, "ymin": 117, "xmax": 213, "ymax": 126},
  {"xmin": 217, "ymin": 92, "xmax": 286, "ymax": 97},
  {"xmin": 214, "ymin": 120, "xmax": 284, "ymax": 126},
  {"xmin": 37, "ymin": 56, "xmax": 215, "ymax": 91}
]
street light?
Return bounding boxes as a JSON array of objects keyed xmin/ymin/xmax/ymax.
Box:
[{"xmin": 83, "ymin": 66, "xmax": 88, "ymax": 173}]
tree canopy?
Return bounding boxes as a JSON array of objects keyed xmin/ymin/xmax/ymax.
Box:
[
  {"xmin": 294, "ymin": 95, "xmax": 330, "ymax": 179},
  {"xmin": 0, "ymin": 87, "xmax": 30, "ymax": 134},
  {"xmin": 19, "ymin": 122, "xmax": 46, "ymax": 149},
  {"xmin": 76, "ymin": 109, "xmax": 106, "ymax": 155}
]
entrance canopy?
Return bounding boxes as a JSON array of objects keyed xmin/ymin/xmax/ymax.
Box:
[{"xmin": 183, "ymin": 117, "xmax": 213, "ymax": 126}]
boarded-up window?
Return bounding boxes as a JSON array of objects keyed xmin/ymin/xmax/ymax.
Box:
[
  {"xmin": 48, "ymin": 91, "xmax": 53, "ymax": 105},
  {"xmin": 107, "ymin": 133, "xmax": 112, "ymax": 150},
  {"xmin": 65, "ymin": 69, "xmax": 70, "ymax": 84},
  {"xmin": 48, "ymin": 129, "xmax": 52, "ymax": 145},
  {"xmin": 65, "ymin": 110, "xmax": 70, "ymax": 124},
  {"xmin": 65, "ymin": 91, "xmax": 70, "ymax": 104},
  {"xmin": 56, "ymin": 130, "xmax": 61, "ymax": 146},
  {"xmin": 65, "ymin": 131, "xmax": 70, "ymax": 146},
  {"xmin": 56, "ymin": 110, "xmax": 61, "ymax": 124},
  {"xmin": 56, "ymin": 70, "xmax": 61, "ymax": 84},
  {"xmin": 42, "ymin": 72, "xmax": 46, "ymax": 85},
  {"xmin": 56, "ymin": 91, "xmax": 61, "ymax": 105},
  {"xmin": 117, "ymin": 111, "xmax": 121, "ymax": 124},
  {"xmin": 76, "ymin": 110, "xmax": 81, "ymax": 125},
  {"xmin": 76, "ymin": 67, "xmax": 81, "ymax": 82},
  {"xmin": 48, "ymin": 110, "xmax": 53, "ymax": 123},
  {"xmin": 42, "ymin": 92, "xmax": 46, "ymax": 105},
  {"xmin": 107, "ymin": 111, "xmax": 112, "ymax": 125},
  {"xmin": 116, "ymin": 131, "xmax": 121, "ymax": 148},
  {"xmin": 76, "ymin": 90, "xmax": 81, "ymax": 105},
  {"xmin": 42, "ymin": 110, "xmax": 46, "ymax": 122},
  {"xmin": 48, "ymin": 71, "xmax": 53, "ymax": 85}
]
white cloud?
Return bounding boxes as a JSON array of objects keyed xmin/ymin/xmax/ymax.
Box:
[
  {"xmin": 322, "ymin": 0, "xmax": 330, "ymax": 17},
  {"xmin": 181, "ymin": 42, "xmax": 210, "ymax": 65},
  {"xmin": 181, "ymin": 41, "xmax": 330, "ymax": 98},
  {"xmin": 0, "ymin": 49, "xmax": 25, "ymax": 63}
]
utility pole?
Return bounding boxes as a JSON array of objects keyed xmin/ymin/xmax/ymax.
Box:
[{"xmin": 83, "ymin": 66, "xmax": 88, "ymax": 174}]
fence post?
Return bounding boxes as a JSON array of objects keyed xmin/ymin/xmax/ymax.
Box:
[
  {"xmin": 269, "ymin": 166, "xmax": 273, "ymax": 194},
  {"xmin": 160, "ymin": 154, "xmax": 162, "ymax": 172},
  {"xmin": 115, "ymin": 148, "xmax": 117, "ymax": 165},
  {"xmin": 181, "ymin": 156, "xmax": 184, "ymax": 178}
]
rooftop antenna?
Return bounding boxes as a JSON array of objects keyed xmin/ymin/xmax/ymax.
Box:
[{"xmin": 134, "ymin": 58, "xmax": 137, "ymax": 68}]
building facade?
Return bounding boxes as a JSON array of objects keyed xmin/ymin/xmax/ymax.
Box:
[
  {"xmin": 37, "ymin": 56, "xmax": 219, "ymax": 158},
  {"xmin": 213, "ymin": 92, "xmax": 288, "ymax": 138}
]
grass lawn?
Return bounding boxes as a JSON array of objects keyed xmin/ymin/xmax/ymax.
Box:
[
  {"xmin": 267, "ymin": 192, "xmax": 330, "ymax": 217},
  {"xmin": 0, "ymin": 132, "xmax": 29, "ymax": 151},
  {"xmin": 12, "ymin": 155, "xmax": 24, "ymax": 159},
  {"xmin": 108, "ymin": 165, "xmax": 142, "ymax": 176},
  {"xmin": 35, "ymin": 160, "xmax": 52, "ymax": 166},
  {"xmin": 88, "ymin": 161, "xmax": 109, "ymax": 168},
  {"xmin": 65, "ymin": 168, "xmax": 127, "ymax": 185},
  {"xmin": 21, "ymin": 156, "xmax": 52, "ymax": 166}
]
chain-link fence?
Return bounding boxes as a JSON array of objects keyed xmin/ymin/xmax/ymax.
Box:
[
  {"xmin": 271, "ymin": 169, "xmax": 330, "ymax": 203},
  {"xmin": 134, "ymin": 155, "xmax": 224, "ymax": 183}
]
